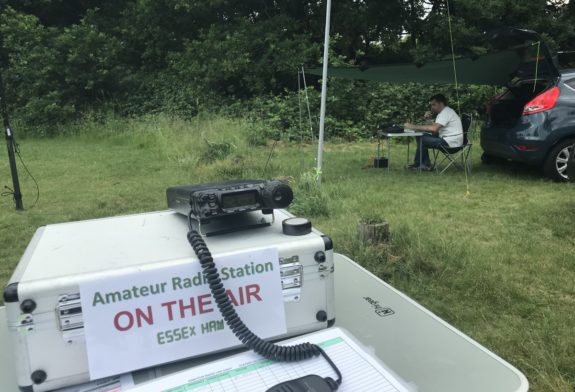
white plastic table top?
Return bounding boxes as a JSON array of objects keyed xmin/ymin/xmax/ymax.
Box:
[
  {"xmin": 0, "ymin": 253, "xmax": 528, "ymax": 392},
  {"xmin": 380, "ymin": 131, "xmax": 426, "ymax": 137}
]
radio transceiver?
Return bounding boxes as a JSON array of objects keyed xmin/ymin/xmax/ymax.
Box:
[
  {"xmin": 167, "ymin": 179, "xmax": 293, "ymax": 220},
  {"xmin": 167, "ymin": 179, "xmax": 295, "ymax": 236}
]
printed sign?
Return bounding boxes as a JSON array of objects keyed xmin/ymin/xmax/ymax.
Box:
[{"xmin": 79, "ymin": 247, "xmax": 286, "ymax": 379}]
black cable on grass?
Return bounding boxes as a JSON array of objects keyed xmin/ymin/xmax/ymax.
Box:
[
  {"xmin": 14, "ymin": 142, "xmax": 40, "ymax": 208},
  {"xmin": 1, "ymin": 139, "xmax": 40, "ymax": 209}
]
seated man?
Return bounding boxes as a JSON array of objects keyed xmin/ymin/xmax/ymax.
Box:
[{"xmin": 403, "ymin": 94, "xmax": 463, "ymax": 170}]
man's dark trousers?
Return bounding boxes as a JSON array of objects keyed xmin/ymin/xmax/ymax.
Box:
[{"xmin": 414, "ymin": 134, "xmax": 449, "ymax": 167}]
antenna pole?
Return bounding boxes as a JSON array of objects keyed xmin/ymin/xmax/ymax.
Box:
[{"xmin": 0, "ymin": 62, "xmax": 24, "ymax": 210}]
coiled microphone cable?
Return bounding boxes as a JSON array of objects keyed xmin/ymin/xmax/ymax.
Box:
[{"xmin": 186, "ymin": 214, "xmax": 342, "ymax": 389}]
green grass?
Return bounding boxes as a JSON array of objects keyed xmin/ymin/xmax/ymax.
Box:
[{"xmin": 1, "ymin": 114, "xmax": 574, "ymax": 391}]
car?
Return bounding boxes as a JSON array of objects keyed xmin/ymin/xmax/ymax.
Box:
[
  {"xmin": 568, "ymin": 142, "xmax": 575, "ymax": 181},
  {"xmin": 481, "ymin": 28, "xmax": 575, "ymax": 181}
]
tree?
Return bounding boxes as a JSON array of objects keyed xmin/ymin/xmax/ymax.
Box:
[{"xmin": 0, "ymin": 0, "xmax": 574, "ymax": 129}]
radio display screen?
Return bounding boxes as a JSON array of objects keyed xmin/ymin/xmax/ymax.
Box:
[{"xmin": 222, "ymin": 191, "xmax": 258, "ymax": 209}]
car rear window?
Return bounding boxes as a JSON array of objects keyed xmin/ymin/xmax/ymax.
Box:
[{"xmin": 566, "ymin": 78, "xmax": 575, "ymax": 90}]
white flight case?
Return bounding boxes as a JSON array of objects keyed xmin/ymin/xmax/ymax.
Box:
[{"xmin": 3, "ymin": 209, "xmax": 335, "ymax": 391}]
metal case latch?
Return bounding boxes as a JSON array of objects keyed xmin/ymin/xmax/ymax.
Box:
[
  {"xmin": 280, "ymin": 256, "xmax": 303, "ymax": 302},
  {"xmin": 56, "ymin": 294, "xmax": 84, "ymax": 331}
]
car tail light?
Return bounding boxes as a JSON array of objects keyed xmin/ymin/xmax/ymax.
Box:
[
  {"xmin": 522, "ymin": 87, "xmax": 560, "ymax": 115},
  {"xmin": 515, "ymin": 144, "xmax": 538, "ymax": 152}
]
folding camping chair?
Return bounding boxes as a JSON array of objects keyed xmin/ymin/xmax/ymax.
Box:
[{"xmin": 432, "ymin": 113, "xmax": 474, "ymax": 174}]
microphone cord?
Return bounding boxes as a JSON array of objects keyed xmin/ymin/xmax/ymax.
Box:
[{"xmin": 186, "ymin": 213, "xmax": 342, "ymax": 387}]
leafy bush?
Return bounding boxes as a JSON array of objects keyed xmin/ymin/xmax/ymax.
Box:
[
  {"xmin": 289, "ymin": 171, "xmax": 330, "ymax": 218},
  {"xmin": 200, "ymin": 138, "xmax": 235, "ymax": 163},
  {"xmin": 1, "ymin": 2, "xmax": 495, "ymax": 139},
  {"xmin": 359, "ymin": 213, "xmax": 387, "ymax": 225},
  {"xmin": 233, "ymin": 81, "xmax": 494, "ymax": 143},
  {"xmin": 245, "ymin": 122, "xmax": 280, "ymax": 146},
  {"xmin": 0, "ymin": 7, "xmax": 123, "ymax": 133}
]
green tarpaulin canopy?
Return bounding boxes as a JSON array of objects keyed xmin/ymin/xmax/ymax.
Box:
[{"xmin": 308, "ymin": 50, "xmax": 524, "ymax": 86}]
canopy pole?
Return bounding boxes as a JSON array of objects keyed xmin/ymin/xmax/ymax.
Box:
[{"xmin": 316, "ymin": 0, "xmax": 332, "ymax": 184}]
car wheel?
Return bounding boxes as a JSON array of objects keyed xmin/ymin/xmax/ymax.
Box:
[{"xmin": 544, "ymin": 139, "xmax": 575, "ymax": 182}]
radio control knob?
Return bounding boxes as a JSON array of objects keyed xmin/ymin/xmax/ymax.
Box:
[
  {"xmin": 262, "ymin": 181, "xmax": 293, "ymax": 209},
  {"xmin": 283, "ymin": 217, "xmax": 312, "ymax": 236}
]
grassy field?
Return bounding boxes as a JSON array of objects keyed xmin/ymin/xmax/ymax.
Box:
[{"xmin": 1, "ymin": 115, "xmax": 574, "ymax": 391}]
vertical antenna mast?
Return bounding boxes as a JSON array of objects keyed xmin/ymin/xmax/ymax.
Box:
[{"xmin": 0, "ymin": 55, "xmax": 24, "ymax": 210}]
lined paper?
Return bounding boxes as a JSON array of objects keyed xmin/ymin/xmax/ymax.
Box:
[
  {"xmin": 131, "ymin": 328, "xmax": 410, "ymax": 392},
  {"xmin": 56, "ymin": 374, "xmax": 134, "ymax": 392}
]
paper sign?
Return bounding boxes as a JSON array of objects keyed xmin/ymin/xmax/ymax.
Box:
[{"xmin": 79, "ymin": 247, "xmax": 285, "ymax": 379}]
